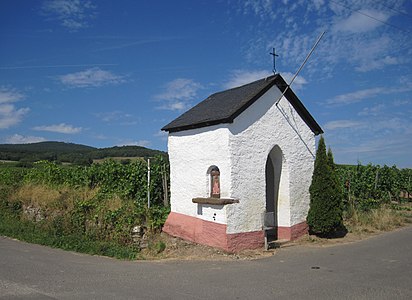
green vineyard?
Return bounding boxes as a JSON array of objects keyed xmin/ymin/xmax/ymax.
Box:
[
  {"xmin": 0, "ymin": 157, "xmax": 170, "ymax": 259},
  {"xmin": 0, "ymin": 157, "xmax": 410, "ymax": 259}
]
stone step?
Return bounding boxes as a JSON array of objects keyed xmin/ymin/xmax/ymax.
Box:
[{"xmin": 266, "ymin": 239, "xmax": 290, "ymax": 250}]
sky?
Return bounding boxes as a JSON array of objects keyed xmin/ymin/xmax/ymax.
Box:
[{"xmin": 0, "ymin": 0, "xmax": 411, "ymax": 168}]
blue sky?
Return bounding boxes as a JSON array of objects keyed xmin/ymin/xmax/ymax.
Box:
[{"xmin": 0, "ymin": 0, "xmax": 411, "ymax": 168}]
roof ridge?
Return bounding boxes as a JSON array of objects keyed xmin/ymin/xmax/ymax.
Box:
[
  {"xmin": 209, "ymin": 74, "xmax": 278, "ymax": 97},
  {"xmin": 162, "ymin": 73, "xmax": 323, "ymax": 135}
]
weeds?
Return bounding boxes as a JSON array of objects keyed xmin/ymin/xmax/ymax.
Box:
[
  {"xmin": 344, "ymin": 206, "xmax": 407, "ymax": 234},
  {"xmin": 0, "ymin": 182, "xmax": 169, "ymax": 260}
]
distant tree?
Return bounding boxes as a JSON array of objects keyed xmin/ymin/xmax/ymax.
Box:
[
  {"xmin": 0, "ymin": 141, "xmax": 167, "ymax": 165},
  {"xmin": 73, "ymin": 157, "xmax": 93, "ymax": 166},
  {"xmin": 307, "ymin": 136, "xmax": 344, "ymax": 237},
  {"xmin": 121, "ymin": 159, "xmax": 131, "ymax": 165},
  {"xmin": 327, "ymin": 147, "xmax": 335, "ymax": 171}
]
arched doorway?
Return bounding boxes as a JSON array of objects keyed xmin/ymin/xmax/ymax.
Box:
[{"xmin": 264, "ymin": 145, "xmax": 284, "ymax": 247}]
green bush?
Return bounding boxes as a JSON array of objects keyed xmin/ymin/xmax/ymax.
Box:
[
  {"xmin": 307, "ymin": 136, "xmax": 344, "ymax": 236},
  {"xmin": 0, "ymin": 157, "xmax": 170, "ymax": 259}
]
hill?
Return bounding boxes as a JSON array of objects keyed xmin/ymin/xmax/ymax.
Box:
[{"xmin": 0, "ymin": 141, "xmax": 166, "ymax": 165}]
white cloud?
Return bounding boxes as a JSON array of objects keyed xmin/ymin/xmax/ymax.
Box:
[
  {"xmin": 335, "ymin": 136, "xmax": 406, "ymax": 155},
  {"xmin": 393, "ymin": 99, "xmax": 410, "ymax": 106},
  {"xmin": 33, "ymin": 123, "xmax": 82, "ymax": 134},
  {"xmin": 5, "ymin": 134, "xmax": 46, "ymax": 144},
  {"xmin": 155, "ymin": 78, "xmax": 203, "ymax": 111},
  {"xmin": 59, "ymin": 68, "xmax": 125, "ymax": 88},
  {"xmin": 154, "ymin": 130, "xmax": 168, "ymax": 141},
  {"xmin": 350, "ymin": 36, "xmax": 400, "ymax": 72},
  {"xmin": 95, "ymin": 111, "xmax": 138, "ymax": 126},
  {"xmin": 280, "ymin": 72, "xmax": 307, "ymax": 91},
  {"xmin": 41, "ymin": 0, "xmax": 96, "ymax": 31},
  {"xmin": 327, "ymin": 83, "xmax": 412, "ymax": 106},
  {"xmin": 333, "ymin": 9, "xmax": 390, "ymax": 33},
  {"xmin": 236, "ymin": 0, "xmax": 412, "ymax": 167},
  {"xmin": 162, "ymin": 101, "xmax": 187, "ymax": 111},
  {"xmin": 223, "ymin": 70, "xmax": 272, "ymax": 89},
  {"xmin": 355, "ymin": 55, "xmax": 398, "ymax": 72},
  {"xmin": 0, "ymin": 87, "xmax": 29, "ymax": 129},
  {"xmin": 239, "ymin": 1, "xmax": 407, "ymax": 76},
  {"xmin": 327, "ymin": 87, "xmax": 385, "ymax": 105},
  {"xmin": 312, "ymin": 0, "xmax": 325, "ymax": 10},
  {"xmin": 156, "ymin": 78, "xmax": 202, "ymax": 101},
  {"xmin": 242, "ymin": 0, "xmax": 277, "ymax": 20},
  {"xmin": 324, "ymin": 115, "xmax": 412, "ymax": 167},
  {"xmin": 324, "ymin": 120, "xmax": 364, "ymax": 130},
  {"xmin": 358, "ymin": 103, "xmax": 385, "ymax": 116},
  {"xmin": 94, "ymin": 111, "xmax": 136, "ymax": 124},
  {"xmin": 0, "ymin": 87, "xmax": 24, "ymax": 103},
  {"xmin": 0, "ymin": 105, "xmax": 30, "ymax": 129}
]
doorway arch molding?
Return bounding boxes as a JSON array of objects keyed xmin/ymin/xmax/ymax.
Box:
[{"xmin": 265, "ymin": 144, "xmax": 290, "ymax": 240}]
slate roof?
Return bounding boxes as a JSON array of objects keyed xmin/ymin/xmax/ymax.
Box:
[{"xmin": 161, "ymin": 74, "xmax": 323, "ymax": 135}]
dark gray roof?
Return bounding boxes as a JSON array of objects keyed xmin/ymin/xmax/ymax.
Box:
[{"xmin": 162, "ymin": 74, "xmax": 323, "ymax": 135}]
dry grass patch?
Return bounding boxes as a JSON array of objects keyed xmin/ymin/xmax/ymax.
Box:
[
  {"xmin": 104, "ymin": 194, "xmax": 123, "ymax": 211},
  {"xmin": 345, "ymin": 206, "xmax": 407, "ymax": 234},
  {"xmin": 12, "ymin": 184, "xmax": 61, "ymax": 208},
  {"xmin": 10, "ymin": 184, "xmax": 99, "ymax": 214},
  {"xmin": 293, "ymin": 205, "xmax": 412, "ymax": 248}
]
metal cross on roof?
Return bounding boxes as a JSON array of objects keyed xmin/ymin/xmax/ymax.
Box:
[{"xmin": 270, "ymin": 48, "xmax": 279, "ymax": 74}]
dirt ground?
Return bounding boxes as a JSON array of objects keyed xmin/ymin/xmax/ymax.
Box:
[
  {"xmin": 141, "ymin": 232, "xmax": 276, "ymax": 261},
  {"xmin": 140, "ymin": 225, "xmax": 411, "ymax": 261},
  {"xmin": 141, "ymin": 207, "xmax": 412, "ymax": 261}
]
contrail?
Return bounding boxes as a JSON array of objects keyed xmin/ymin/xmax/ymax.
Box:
[{"xmin": 0, "ymin": 63, "xmax": 118, "ymax": 70}]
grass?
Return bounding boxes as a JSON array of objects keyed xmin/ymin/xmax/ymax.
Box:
[
  {"xmin": 0, "ymin": 184, "xmax": 144, "ymax": 260},
  {"xmin": 0, "ymin": 210, "xmax": 140, "ymax": 260},
  {"xmin": 0, "ymin": 182, "xmax": 171, "ymax": 260},
  {"xmin": 344, "ymin": 205, "xmax": 412, "ymax": 234},
  {"xmin": 2, "ymin": 181, "xmax": 411, "ymax": 259}
]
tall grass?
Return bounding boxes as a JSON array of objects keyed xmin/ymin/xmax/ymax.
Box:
[
  {"xmin": 344, "ymin": 206, "xmax": 407, "ymax": 234},
  {"xmin": 0, "ymin": 182, "xmax": 168, "ymax": 259}
]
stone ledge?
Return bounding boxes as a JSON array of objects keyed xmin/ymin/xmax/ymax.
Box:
[{"xmin": 192, "ymin": 197, "xmax": 240, "ymax": 205}]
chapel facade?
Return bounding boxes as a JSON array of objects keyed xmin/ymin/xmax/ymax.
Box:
[{"xmin": 161, "ymin": 74, "xmax": 323, "ymax": 252}]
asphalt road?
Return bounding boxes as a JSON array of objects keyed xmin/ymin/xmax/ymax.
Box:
[{"xmin": 1, "ymin": 227, "xmax": 412, "ymax": 300}]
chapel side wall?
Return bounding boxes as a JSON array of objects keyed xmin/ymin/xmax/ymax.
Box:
[
  {"xmin": 288, "ymin": 120, "xmax": 316, "ymax": 227},
  {"xmin": 226, "ymin": 85, "xmax": 316, "ymax": 234},
  {"xmin": 168, "ymin": 126, "xmax": 231, "ymax": 224}
]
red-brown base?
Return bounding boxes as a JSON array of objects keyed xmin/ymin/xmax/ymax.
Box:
[
  {"xmin": 163, "ymin": 212, "xmax": 307, "ymax": 252},
  {"xmin": 278, "ymin": 221, "xmax": 309, "ymax": 240}
]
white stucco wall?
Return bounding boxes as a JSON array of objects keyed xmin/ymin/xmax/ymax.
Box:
[
  {"xmin": 226, "ymin": 85, "xmax": 315, "ymax": 234},
  {"xmin": 167, "ymin": 84, "xmax": 316, "ymax": 234},
  {"xmin": 168, "ymin": 125, "xmax": 231, "ymax": 224}
]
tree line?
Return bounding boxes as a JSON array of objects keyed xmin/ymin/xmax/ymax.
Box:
[{"xmin": 0, "ymin": 141, "xmax": 166, "ymax": 166}]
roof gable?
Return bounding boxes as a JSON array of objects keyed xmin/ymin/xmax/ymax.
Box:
[{"xmin": 162, "ymin": 74, "xmax": 323, "ymax": 135}]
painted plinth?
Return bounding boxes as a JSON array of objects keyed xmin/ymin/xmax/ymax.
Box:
[
  {"xmin": 163, "ymin": 212, "xmax": 263, "ymax": 252},
  {"xmin": 163, "ymin": 212, "xmax": 308, "ymax": 252},
  {"xmin": 278, "ymin": 222, "xmax": 308, "ymax": 240}
]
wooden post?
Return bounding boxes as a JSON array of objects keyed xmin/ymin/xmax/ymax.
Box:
[
  {"xmin": 147, "ymin": 158, "xmax": 150, "ymax": 208},
  {"xmin": 374, "ymin": 169, "xmax": 379, "ymax": 189},
  {"xmin": 162, "ymin": 164, "xmax": 169, "ymax": 207}
]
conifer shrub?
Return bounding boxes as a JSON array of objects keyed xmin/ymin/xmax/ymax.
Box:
[{"xmin": 307, "ymin": 136, "xmax": 345, "ymax": 237}]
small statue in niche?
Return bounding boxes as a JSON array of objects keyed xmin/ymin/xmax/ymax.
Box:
[{"xmin": 210, "ymin": 167, "xmax": 220, "ymax": 198}]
